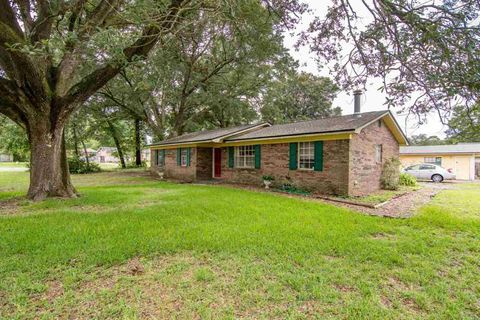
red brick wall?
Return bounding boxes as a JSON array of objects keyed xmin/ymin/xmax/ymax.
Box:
[
  {"xmin": 149, "ymin": 118, "xmax": 400, "ymax": 196},
  {"xmin": 218, "ymin": 140, "xmax": 350, "ymax": 195},
  {"xmin": 348, "ymin": 119, "xmax": 399, "ymax": 195},
  {"xmin": 151, "ymin": 148, "xmax": 196, "ymax": 181}
]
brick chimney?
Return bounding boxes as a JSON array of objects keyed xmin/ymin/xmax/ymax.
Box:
[{"xmin": 353, "ymin": 90, "xmax": 362, "ymax": 114}]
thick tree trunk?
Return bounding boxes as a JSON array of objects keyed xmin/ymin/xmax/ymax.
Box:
[
  {"xmin": 81, "ymin": 140, "xmax": 90, "ymax": 169},
  {"xmin": 134, "ymin": 119, "xmax": 142, "ymax": 166},
  {"xmin": 106, "ymin": 120, "xmax": 126, "ymax": 169},
  {"xmin": 114, "ymin": 135, "xmax": 127, "ymax": 169},
  {"xmin": 27, "ymin": 121, "xmax": 77, "ymax": 201},
  {"xmin": 72, "ymin": 122, "xmax": 80, "ymax": 157}
]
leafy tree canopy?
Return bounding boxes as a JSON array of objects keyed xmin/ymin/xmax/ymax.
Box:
[
  {"xmin": 0, "ymin": 115, "xmax": 29, "ymax": 161},
  {"xmin": 409, "ymin": 134, "xmax": 446, "ymax": 146},
  {"xmin": 261, "ymin": 69, "xmax": 341, "ymax": 124},
  {"xmin": 0, "ymin": 0, "xmax": 305, "ymax": 200},
  {"xmin": 304, "ymin": 0, "xmax": 480, "ymax": 121},
  {"xmin": 446, "ymin": 103, "xmax": 480, "ymax": 142}
]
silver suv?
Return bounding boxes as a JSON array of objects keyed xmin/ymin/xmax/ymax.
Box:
[{"xmin": 403, "ymin": 163, "xmax": 456, "ymax": 182}]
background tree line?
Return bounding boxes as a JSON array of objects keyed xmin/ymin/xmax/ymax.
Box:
[{"xmin": 0, "ymin": 0, "xmax": 478, "ymax": 200}]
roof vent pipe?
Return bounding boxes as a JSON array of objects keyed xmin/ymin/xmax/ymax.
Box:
[{"xmin": 353, "ymin": 90, "xmax": 362, "ymax": 114}]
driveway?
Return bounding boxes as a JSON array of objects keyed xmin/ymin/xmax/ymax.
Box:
[{"xmin": 0, "ymin": 167, "xmax": 28, "ymax": 172}]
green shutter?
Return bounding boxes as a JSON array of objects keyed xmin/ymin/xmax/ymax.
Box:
[
  {"xmin": 254, "ymin": 145, "xmax": 261, "ymax": 169},
  {"xmin": 177, "ymin": 148, "xmax": 181, "ymax": 166},
  {"xmin": 289, "ymin": 143, "xmax": 297, "ymax": 170},
  {"xmin": 228, "ymin": 147, "xmax": 234, "ymax": 168},
  {"xmin": 153, "ymin": 150, "xmax": 158, "ymax": 165},
  {"xmin": 186, "ymin": 148, "xmax": 191, "ymax": 166},
  {"xmin": 314, "ymin": 141, "xmax": 323, "ymax": 171}
]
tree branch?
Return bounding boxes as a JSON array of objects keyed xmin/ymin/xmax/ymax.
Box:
[
  {"xmin": 0, "ymin": 0, "xmax": 25, "ymax": 38},
  {"xmin": 0, "ymin": 77, "xmax": 27, "ymax": 126},
  {"xmin": 60, "ymin": 0, "xmax": 190, "ymax": 109}
]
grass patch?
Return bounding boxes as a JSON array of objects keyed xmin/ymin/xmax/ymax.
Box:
[{"xmin": 0, "ymin": 172, "xmax": 479, "ymax": 319}]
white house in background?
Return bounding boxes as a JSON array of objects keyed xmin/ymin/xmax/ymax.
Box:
[
  {"xmin": 400, "ymin": 143, "xmax": 480, "ymax": 181},
  {"xmin": 142, "ymin": 149, "xmax": 150, "ymax": 162},
  {"xmin": 0, "ymin": 154, "xmax": 13, "ymax": 162},
  {"xmin": 94, "ymin": 147, "xmax": 119, "ymax": 163}
]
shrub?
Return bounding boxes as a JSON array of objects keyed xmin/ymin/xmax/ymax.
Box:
[
  {"xmin": 262, "ymin": 175, "xmax": 274, "ymax": 181},
  {"xmin": 279, "ymin": 183, "xmax": 310, "ymax": 196},
  {"xmin": 68, "ymin": 156, "xmax": 101, "ymax": 174},
  {"xmin": 380, "ymin": 157, "xmax": 401, "ymax": 190},
  {"xmin": 399, "ymin": 172, "xmax": 417, "ymax": 186}
]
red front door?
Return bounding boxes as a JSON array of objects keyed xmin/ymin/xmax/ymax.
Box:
[{"xmin": 214, "ymin": 148, "xmax": 222, "ymax": 178}]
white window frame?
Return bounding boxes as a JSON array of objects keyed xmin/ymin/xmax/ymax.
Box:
[
  {"xmin": 375, "ymin": 144, "xmax": 383, "ymax": 163},
  {"xmin": 424, "ymin": 157, "xmax": 442, "ymax": 165},
  {"xmin": 235, "ymin": 145, "xmax": 255, "ymax": 168},
  {"xmin": 298, "ymin": 142, "xmax": 315, "ymax": 170},
  {"xmin": 180, "ymin": 148, "xmax": 188, "ymax": 167}
]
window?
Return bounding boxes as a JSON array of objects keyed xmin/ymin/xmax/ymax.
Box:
[
  {"xmin": 235, "ymin": 145, "xmax": 255, "ymax": 168},
  {"xmin": 298, "ymin": 142, "xmax": 314, "ymax": 170},
  {"xmin": 180, "ymin": 148, "xmax": 188, "ymax": 167},
  {"xmin": 406, "ymin": 164, "xmax": 421, "ymax": 171},
  {"xmin": 420, "ymin": 164, "xmax": 436, "ymax": 170},
  {"xmin": 156, "ymin": 150, "xmax": 165, "ymax": 167},
  {"xmin": 424, "ymin": 157, "xmax": 442, "ymax": 166},
  {"xmin": 375, "ymin": 144, "xmax": 383, "ymax": 163},
  {"xmin": 378, "ymin": 120, "xmax": 382, "ymax": 127}
]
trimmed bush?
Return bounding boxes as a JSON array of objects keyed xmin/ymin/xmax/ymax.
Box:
[
  {"xmin": 68, "ymin": 156, "xmax": 101, "ymax": 174},
  {"xmin": 399, "ymin": 172, "xmax": 417, "ymax": 186},
  {"xmin": 381, "ymin": 157, "xmax": 401, "ymax": 190}
]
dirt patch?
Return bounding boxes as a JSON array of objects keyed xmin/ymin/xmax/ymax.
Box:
[
  {"xmin": 44, "ymin": 254, "xmax": 225, "ymax": 319},
  {"xmin": 126, "ymin": 257, "xmax": 145, "ymax": 275},
  {"xmin": 0, "ymin": 197, "xmax": 26, "ymax": 216},
  {"xmin": 70, "ymin": 204, "xmax": 111, "ymax": 214},
  {"xmin": 386, "ymin": 276, "xmax": 421, "ymax": 293},
  {"xmin": 334, "ymin": 284, "xmax": 356, "ymax": 293},
  {"xmin": 380, "ymin": 295, "xmax": 393, "ymax": 308},
  {"xmin": 45, "ymin": 280, "xmax": 64, "ymax": 302},
  {"xmin": 323, "ymin": 255, "xmax": 342, "ymax": 261},
  {"xmin": 370, "ymin": 232, "xmax": 396, "ymax": 240},
  {"xmin": 402, "ymin": 297, "xmax": 422, "ymax": 313}
]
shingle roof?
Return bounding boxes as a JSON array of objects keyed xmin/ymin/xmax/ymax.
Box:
[
  {"xmin": 149, "ymin": 110, "xmax": 402, "ymax": 146},
  {"xmin": 149, "ymin": 123, "xmax": 267, "ymax": 146},
  {"xmin": 400, "ymin": 143, "xmax": 480, "ymax": 154},
  {"xmin": 225, "ymin": 111, "xmax": 388, "ymax": 141}
]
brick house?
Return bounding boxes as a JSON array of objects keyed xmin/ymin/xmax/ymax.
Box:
[{"xmin": 149, "ymin": 110, "xmax": 408, "ymax": 196}]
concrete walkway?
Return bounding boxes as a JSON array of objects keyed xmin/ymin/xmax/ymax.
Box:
[{"xmin": 321, "ymin": 182, "xmax": 459, "ymax": 218}]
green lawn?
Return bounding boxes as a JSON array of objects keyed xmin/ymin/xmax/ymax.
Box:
[{"xmin": 0, "ymin": 171, "xmax": 479, "ymax": 319}]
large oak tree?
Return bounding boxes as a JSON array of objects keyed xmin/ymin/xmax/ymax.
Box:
[{"xmin": 0, "ymin": 0, "xmax": 303, "ymax": 200}]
